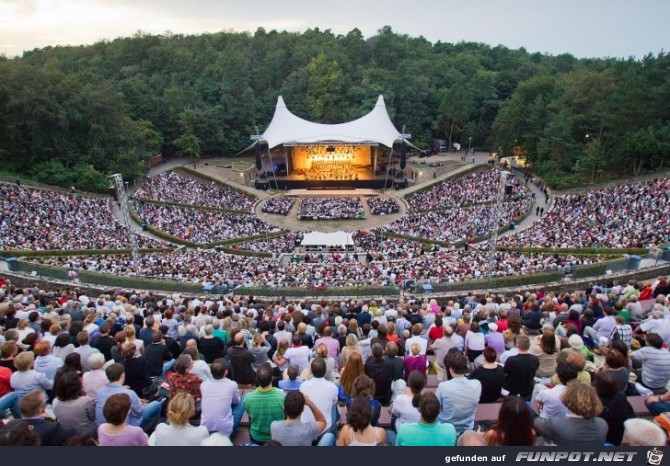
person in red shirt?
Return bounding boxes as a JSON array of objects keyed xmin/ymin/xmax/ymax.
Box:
[{"xmin": 428, "ymin": 316, "xmax": 444, "ymax": 344}]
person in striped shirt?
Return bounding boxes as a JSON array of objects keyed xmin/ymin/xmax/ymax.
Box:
[
  {"xmin": 243, "ymin": 363, "xmax": 286, "ymax": 444},
  {"xmin": 632, "ymin": 333, "xmax": 670, "ymax": 390}
]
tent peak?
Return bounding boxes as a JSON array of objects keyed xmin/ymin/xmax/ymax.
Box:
[
  {"xmin": 276, "ymin": 96, "xmax": 286, "ymax": 108},
  {"xmin": 375, "ymin": 95, "xmax": 386, "ymax": 108}
]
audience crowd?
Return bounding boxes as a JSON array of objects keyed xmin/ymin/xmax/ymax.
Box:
[
  {"xmin": 407, "ymin": 169, "xmax": 529, "ymax": 211},
  {"xmin": 499, "ymin": 178, "xmax": 670, "ymax": 249},
  {"xmin": 135, "ymin": 171, "xmax": 255, "ymax": 212},
  {"xmin": 261, "ymin": 198, "xmax": 295, "ymax": 216},
  {"xmin": 0, "ymin": 184, "xmax": 163, "ymax": 251},
  {"xmin": 367, "ymin": 197, "xmax": 400, "ymax": 215},
  {"xmin": 1, "ymin": 277, "xmax": 669, "ymax": 447},
  {"xmin": 380, "ymin": 200, "xmax": 530, "ymax": 244},
  {"xmin": 132, "ymin": 202, "xmax": 279, "ymax": 244},
  {"xmin": 298, "ymin": 197, "xmax": 365, "ymax": 221}
]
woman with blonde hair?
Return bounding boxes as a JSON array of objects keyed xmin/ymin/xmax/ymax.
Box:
[
  {"xmin": 149, "ymin": 392, "xmax": 209, "ymax": 446},
  {"xmin": 348, "ymin": 319, "xmax": 362, "ymax": 339},
  {"xmin": 10, "ymin": 351, "xmax": 53, "ymax": 399},
  {"xmin": 339, "ymin": 333, "xmax": 362, "ymax": 369},
  {"xmin": 315, "ymin": 343, "xmax": 336, "ymax": 382},
  {"xmin": 124, "ymin": 325, "xmax": 144, "ymax": 357},
  {"xmin": 272, "ymin": 339, "xmax": 290, "ymax": 372},
  {"xmin": 403, "ymin": 343, "xmax": 426, "ymax": 380}
]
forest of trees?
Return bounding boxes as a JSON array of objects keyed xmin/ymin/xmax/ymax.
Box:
[{"xmin": 0, "ymin": 26, "xmax": 668, "ymax": 191}]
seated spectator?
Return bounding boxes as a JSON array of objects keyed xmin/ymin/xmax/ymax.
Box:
[
  {"xmin": 243, "ymin": 363, "xmax": 286, "ymax": 444},
  {"xmin": 52, "ymin": 371, "xmax": 96, "ymax": 437},
  {"xmin": 149, "ymin": 392, "xmax": 209, "ymax": 446},
  {"xmin": 82, "ymin": 353, "xmax": 108, "ymax": 400},
  {"xmin": 631, "ymin": 332, "xmax": 670, "ymax": 391},
  {"xmin": 364, "ymin": 343, "xmax": 394, "ymax": 406},
  {"xmin": 529, "ymin": 329, "xmax": 559, "ymax": 379},
  {"xmin": 271, "ymin": 390, "xmax": 333, "ymax": 446},
  {"xmin": 436, "ymin": 352, "xmax": 482, "ymax": 434},
  {"xmin": 10, "ymin": 351, "xmax": 53, "ymax": 399},
  {"xmin": 121, "ymin": 342, "xmax": 152, "ymax": 398},
  {"xmin": 165, "ymin": 354, "xmax": 202, "ymax": 401},
  {"xmin": 484, "ymin": 323, "xmax": 505, "ymax": 354},
  {"xmin": 95, "ymin": 363, "xmax": 161, "ymax": 432},
  {"xmin": 227, "ymin": 332, "xmax": 256, "ymax": 387},
  {"xmin": 97, "ymin": 393, "xmax": 149, "ymax": 446},
  {"xmin": 339, "ymin": 352, "xmax": 365, "ymax": 400},
  {"xmin": 465, "ymin": 322, "xmax": 486, "ymax": 362},
  {"xmin": 0, "ymin": 341, "xmax": 17, "ymax": 372},
  {"xmin": 73, "ymin": 331, "xmax": 101, "ymax": 372},
  {"xmin": 200, "ymin": 359, "xmax": 243, "ymax": 440},
  {"xmin": 52, "ymin": 333, "xmax": 75, "ymax": 362},
  {"xmin": 595, "ymin": 371, "xmax": 634, "ymax": 446},
  {"xmin": 0, "ymin": 419, "xmax": 41, "ymax": 446},
  {"xmin": 403, "ymin": 342, "xmax": 426, "ymax": 380},
  {"xmin": 336, "ymin": 396, "xmax": 386, "ymax": 446},
  {"xmin": 396, "ymin": 392, "xmax": 457, "ymax": 446},
  {"xmin": 249, "ymin": 332, "xmax": 272, "ymax": 371},
  {"xmin": 602, "ymin": 349, "xmax": 630, "ymax": 394},
  {"xmin": 344, "ymin": 376, "xmax": 382, "ymax": 427},
  {"xmin": 622, "ymin": 418, "xmax": 667, "ymax": 446},
  {"xmin": 144, "ymin": 330, "xmax": 174, "ymax": 379},
  {"xmin": 469, "ymin": 347, "xmax": 504, "ymax": 403},
  {"xmin": 278, "ymin": 364, "xmax": 304, "ymax": 391},
  {"xmin": 457, "ymin": 430, "xmax": 488, "ymax": 446},
  {"xmin": 314, "ymin": 344, "xmax": 336, "ymax": 382},
  {"xmin": 484, "ymin": 395, "xmax": 536, "ymax": 446},
  {"xmin": 300, "ymin": 358, "xmax": 338, "ymax": 438},
  {"xmin": 19, "ymin": 389, "xmax": 74, "ymax": 446},
  {"xmin": 390, "ymin": 370, "xmax": 424, "ymax": 433},
  {"xmin": 534, "ymin": 360, "xmax": 578, "ymax": 418},
  {"xmin": 534, "ymin": 381, "xmax": 608, "ymax": 446},
  {"xmin": 503, "ymin": 335, "xmax": 539, "ymax": 401},
  {"xmin": 33, "ymin": 340, "xmax": 63, "ymax": 382},
  {"xmin": 199, "ymin": 324, "xmax": 226, "ymax": 364}
]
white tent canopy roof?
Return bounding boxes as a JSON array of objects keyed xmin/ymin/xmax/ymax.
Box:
[
  {"xmin": 260, "ymin": 95, "xmax": 405, "ymax": 149},
  {"xmin": 300, "ymin": 231, "xmax": 354, "ymax": 248}
]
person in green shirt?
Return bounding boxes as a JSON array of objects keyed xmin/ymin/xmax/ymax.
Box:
[
  {"xmin": 212, "ymin": 321, "xmax": 229, "ymax": 344},
  {"xmin": 243, "ymin": 363, "xmax": 286, "ymax": 444},
  {"xmin": 396, "ymin": 392, "xmax": 457, "ymax": 446}
]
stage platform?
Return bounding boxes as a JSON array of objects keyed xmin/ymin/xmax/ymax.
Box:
[
  {"xmin": 286, "ymin": 189, "xmax": 378, "ymax": 196},
  {"xmin": 256, "ymin": 178, "xmax": 397, "ymax": 190}
]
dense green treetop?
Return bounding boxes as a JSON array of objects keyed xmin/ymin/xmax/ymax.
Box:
[{"xmin": 0, "ymin": 27, "xmax": 668, "ymax": 191}]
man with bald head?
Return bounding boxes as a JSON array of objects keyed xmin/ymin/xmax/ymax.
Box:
[{"xmin": 227, "ymin": 331, "xmax": 256, "ymax": 387}]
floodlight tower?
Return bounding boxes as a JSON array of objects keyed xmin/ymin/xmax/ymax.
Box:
[
  {"xmin": 109, "ymin": 173, "xmax": 140, "ymax": 268},
  {"xmin": 486, "ymin": 170, "xmax": 509, "ymax": 291}
]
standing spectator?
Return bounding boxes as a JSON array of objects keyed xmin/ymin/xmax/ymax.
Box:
[
  {"xmin": 149, "ymin": 393, "xmax": 209, "ymax": 446},
  {"xmin": 243, "ymin": 363, "xmax": 286, "ymax": 444},
  {"xmin": 436, "ymin": 352, "xmax": 481, "ymax": 434},
  {"xmin": 503, "ymin": 336, "xmax": 539, "ymax": 401},
  {"xmin": 396, "ymin": 392, "xmax": 457, "ymax": 446},
  {"xmin": 227, "ymin": 332, "xmax": 256, "ymax": 387},
  {"xmin": 271, "ymin": 391, "xmax": 333, "ymax": 446},
  {"xmin": 200, "ymin": 359, "xmax": 243, "ymax": 440},
  {"xmin": 314, "ymin": 326, "xmax": 341, "ymax": 369},
  {"xmin": 97, "ymin": 393, "xmax": 149, "ymax": 446}
]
